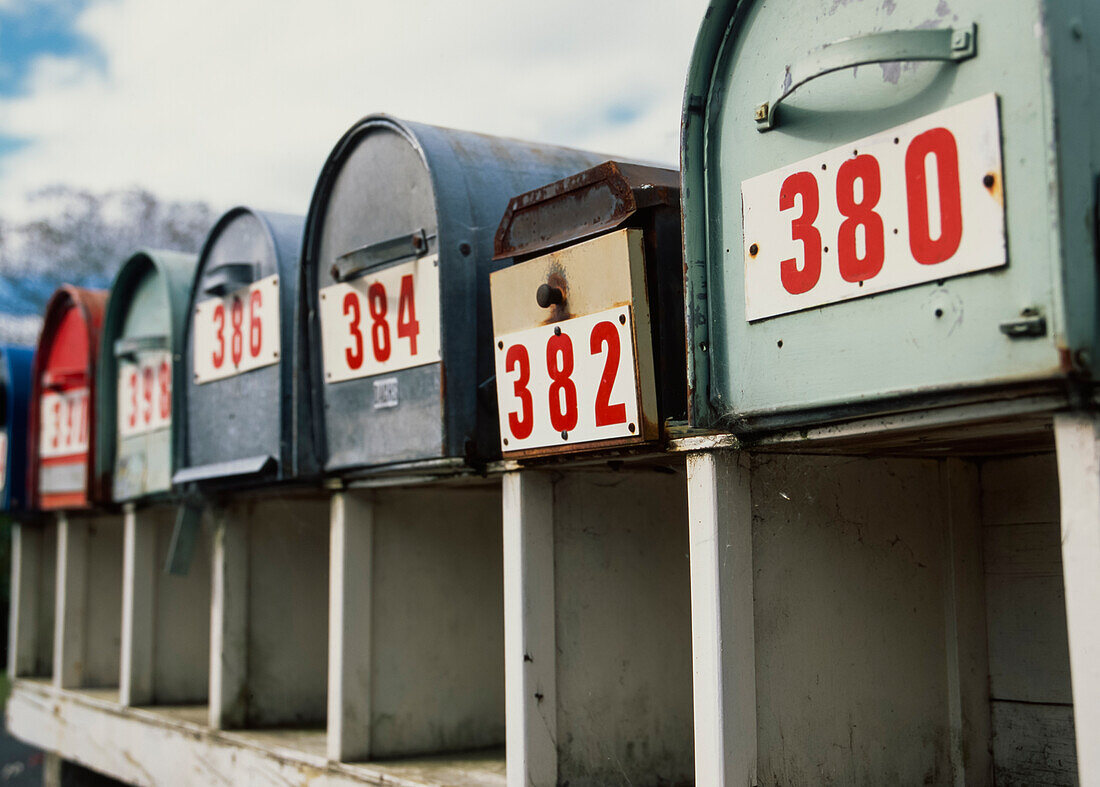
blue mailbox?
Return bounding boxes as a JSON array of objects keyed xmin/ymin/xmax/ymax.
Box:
[{"xmin": 0, "ymin": 345, "xmax": 33, "ymax": 513}]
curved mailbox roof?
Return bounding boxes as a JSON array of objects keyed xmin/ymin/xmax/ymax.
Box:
[
  {"xmin": 301, "ymin": 114, "xmax": 607, "ymax": 474},
  {"xmin": 97, "ymin": 250, "xmax": 198, "ymax": 502},
  {"xmin": 28, "ymin": 286, "xmax": 108, "ymax": 511},
  {"xmin": 0, "ymin": 345, "xmax": 33, "ymax": 512}
]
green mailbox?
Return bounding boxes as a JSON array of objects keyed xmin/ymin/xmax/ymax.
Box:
[
  {"xmin": 97, "ymin": 250, "xmax": 198, "ymax": 502},
  {"xmin": 682, "ymin": 1, "xmax": 1100, "ymax": 433}
]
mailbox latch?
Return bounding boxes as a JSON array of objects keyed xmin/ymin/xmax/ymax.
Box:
[
  {"xmin": 999, "ymin": 308, "xmax": 1047, "ymax": 338},
  {"xmin": 333, "ymin": 229, "xmax": 430, "ymax": 282}
]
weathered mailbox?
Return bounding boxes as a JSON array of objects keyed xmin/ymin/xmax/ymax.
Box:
[
  {"xmin": 682, "ymin": 2, "xmax": 1100, "ymax": 432},
  {"xmin": 0, "ymin": 345, "xmax": 33, "ymax": 512},
  {"xmin": 97, "ymin": 251, "xmax": 198, "ymax": 502},
  {"xmin": 174, "ymin": 208, "xmax": 312, "ymax": 489},
  {"xmin": 29, "ymin": 287, "xmax": 108, "ymax": 510},
  {"xmin": 302, "ymin": 115, "xmax": 605, "ymax": 473},
  {"xmin": 491, "ymin": 161, "xmax": 684, "ymax": 456}
]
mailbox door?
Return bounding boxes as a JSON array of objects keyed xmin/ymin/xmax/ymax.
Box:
[
  {"xmin": 305, "ymin": 115, "xmax": 606, "ymax": 473},
  {"xmin": 682, "ymin": 0, "xmax": 1099, "ymax": 429},
  {"xmin": 179, "ymin": 209, "xmax": 307, "ymax": 487},
  {"xmin": 0, "ymin": 346, "xmax": 33, "ymax": 511}
]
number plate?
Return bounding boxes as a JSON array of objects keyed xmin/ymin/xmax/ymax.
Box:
[
  {"xmin": 118, "ymin": 350, "xmax": 172, "ymax": 437},
  {"xmin": 494, "ymin": 306, "xmax": 641, "ymax": 453},
  {"xmin": 319, "ymin": 254, "xmax": 441, "ymax": 383},
  {"xmin": 39, "ymin": 388, "xmax": 90, "ymax": 459},
  {"xmin": 741, "ymin": 93, "xmax": 1005, "ymax": 321},
  {"xmin": 193, "ymin": 275, "xmax": 281, "ymax": 383}
]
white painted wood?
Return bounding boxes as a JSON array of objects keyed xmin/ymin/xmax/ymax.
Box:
[
  {"xmin": 686, "ymin": 450, "xmax": 755, "ymax": 787},
  {"xmin": 939, "ymin": 459, "xmax": 991, "ymax": 786},
  {"xmin": 502, "ymin": 471, "xmax": 556, "ymax": 787},
  {"xmin": 9, "ymin": 523, "xmax": 37, "ymax": 679},
  {"xmin": 53, "ymin": 512, "xmax": 88, "ymax": 689},
  {"xmin": 120, "ymin": 503, "xmax": 156, "ymax": 706},
  {"xmin": 328, "ymin": 491, "xmax": 374, "ymax": 762},
  {"xmin": 209, "ymin": 505, "xmax": 247, "ymax": 729},
  {"xmin": 1054, "ymin": 414, "xmax": 1100, "ymax": 786}
]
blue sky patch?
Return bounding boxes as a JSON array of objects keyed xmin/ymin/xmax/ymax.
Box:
[{"xmin": 0, "ymin": 0, "xmax": 102, "ymax": 96}]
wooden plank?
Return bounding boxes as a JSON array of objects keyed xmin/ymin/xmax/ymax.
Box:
[
  {"xmin": 686, "ymin": 450, "xmax": 755, "ymax": 787},
  {"xmin": 53, "ymin": 513, "xmax": 88, "ymax": 690},
  {"xmin": 501, "ymin": 471, "xmax": 556, "ymax": 787},
  {"xmin": 9, "ymin": 523, "xmax": 39, "ymax": 679},
  {"xmin": 120, "ymin": 504, "xmax": 156, "ymax": 707},
  {"xmin": 209, "ymin": 507, "xmax": 247, "ymax": 729}
]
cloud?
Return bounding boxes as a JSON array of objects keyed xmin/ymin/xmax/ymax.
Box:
[{"xmin": 0, "ymin": 0, "xmax": 707, "ymax": 221}]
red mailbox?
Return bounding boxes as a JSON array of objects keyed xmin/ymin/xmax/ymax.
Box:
[{"xmin": 29, "ymin": 287, "xmax": 108, "ymax": 511}]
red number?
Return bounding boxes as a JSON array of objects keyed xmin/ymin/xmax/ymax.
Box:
[
  {"xmin": 368, "ymin": 283, "xmax": 391, "ymax": 362},
  {"xmin": 158, "ymin": 360, "xmax": 170, "ymax": 420},
  {"xmin": 343, "ymin": 292, "xmax": 364, "ymax": 370},
  {"xmin": 230, "ymin": 296, "xmax": 244, "ymax": 366},
  {"xmin": 249, "ymin": 289, "xmax": 263, "ymax": 357},
  {"xmin": 397, "ymin": 274, "xmax": 420, "ymax": 355},
  {"xmin": 779, "ymin": 171, "xmax": 822, "ymax": 295},
  {"xmin": 128, "ymin": 371, "xmax": 138, "ymax": 428},
  {"xmin": 141, "ymin": 365, "xmax": 154, "ymax": 424},
  {"xmin": 546, "ymin": 333, "xmax": 578, "ymax": 433},
  {"xmin": 906, "ymin": 127, "xmax": 963, "ymax": 265},
  {"xmin": 836, "ymin": 154, "xmax": 885, "ymax": 282},
  {"xmin": 590, "ymin": 321, "xmax": 627, "ymax": 427},
  {"xmin": 505, "ymin": 344, "xmax": 534, "ymax": 440},
  {"xmin": 212, "ymin": 304, "xmax": 226, "ymax": 368},
  {"xmin": 78, "ymin": 394, "xmax": 88, "ymax": 445},
  {"xmin": 50, "ymin": 399, "xmax": 61, "ymax": 449},
  {"xmin": 64, "ymin": 396, "xmax": 74, "ymax": 448}
]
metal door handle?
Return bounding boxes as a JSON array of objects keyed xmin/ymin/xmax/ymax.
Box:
[
  {"xmin": 333, "ymin": 229, "xmax": 429, "ymax": 282},
  {"xmin": 114, "ymin": 334, "xmax": 169, "ymax": 360},
  {"xmin": 755, "ymin": 24, "xmax": 977, "ymax": 131},
  {"xmin": 202, "ymin": 262, "xmax": 256, "ymax": 296}
]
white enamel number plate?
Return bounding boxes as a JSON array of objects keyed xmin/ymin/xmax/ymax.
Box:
[
  {"xmin": 494, "ymin": 306, "xmax": 640, "ymax": 452},
  {"xmin": 39, "ymin": 388, "xmax": 90, "ymax": 459},
  {"xmin": 319, "ymin": 254, "xmax": 441, "ymax": 383},
  {"xmin": 193, "ymin": 275, "xmax": 281, "ymax": 383},
  {"xmin": 741, "ymin": 93, "xmax": 1005, "ymax": 321},
  {"xmin": 118, "ymin": 350, "xmax": 172, "ymax": 438}
]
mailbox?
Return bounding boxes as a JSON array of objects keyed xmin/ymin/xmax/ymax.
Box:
[
  {"xmin": 682, "ymin": 2, "xmax": 1100, "ymax": 432},
  {"xmin": 302, "ymin": 115, "xmax": 606, "ymax": 473},
  {"xmin": 174, "ymin": 208, "xmax": 313, "ymax": 489},
  {"xmin": 491, "ymin": 161, "xmax": 684, "ymax": 456},
  {"xmin": 0, "ymin": 345, "xmax": 33, "ymax": 512},
  {"xmin": 97, "ymin": 250, "xmax": 198, "ymax": 502},
  {"xmin": 29, "ymin": 287, "xmax": 108, "ymax": 511}
]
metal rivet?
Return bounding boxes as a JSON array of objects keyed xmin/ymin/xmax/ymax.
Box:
[
  {"xmin": 983, "ymin": 173, "xmax": 996, "ymax": 189},
  {"xmin": 754, "ymin": 103, "xmax": 768, "ymax": 122},
  {"xmin": 618, "ymin": 314, "xmax": 626, "ymax": 325},
  {"xmin": 458, "ymin": 242, "xmax": 472, "ymax": 256},
  {"xmin": 560, "ymin": 430, "xmax": 568, "ymax": 440},
  {"xmin": 554, "ymin": 326, "xmax": 562, "ymax": 336},
  {"xmin": 497, "ymin": 340, "xmax": 503, "ymax": 350},
  {"xmin": 503, "ymin": 438, "xmax": 509, "ymax": 446},
  {"xmin": 412, "ymin": 234, "xmax": 424, "ymax": 250},
  {"xmin": 777, "ymin": 340, "xmax": 783, "ymax": 348},
  {"xmin": 934, "ymin": 308, "xmax": 944, "ymax": 318},
  {"xmin": 628, "ymin": 423, "xmax": 636, "ymax": 433},
  {"xmin": 749, "ymin": 243, "xmax": 759, "ymax": 257}
]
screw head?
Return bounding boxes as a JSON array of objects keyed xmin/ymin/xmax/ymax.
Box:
[{"xmin": 560, "ymin": 430, "xmax": 568, "ymax": 440}]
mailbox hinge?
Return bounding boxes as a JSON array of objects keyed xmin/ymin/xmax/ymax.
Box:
[{"xmin": 999, "ymin": 308, "xmax": 1047, "ymax": 338}]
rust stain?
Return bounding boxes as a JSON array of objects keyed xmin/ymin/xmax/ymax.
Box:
[
  {"xmin": 983, "ymin": 171, "xmax": 1003, "ymax": 206},
  {"xmin": 539, "ymin": 265, "xmax": 572, "ymax": 325}
]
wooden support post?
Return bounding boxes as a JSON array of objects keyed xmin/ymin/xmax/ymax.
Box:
[
  {"xmin": 327, "ymin": 491, "xmax": 374, "ymax": 762},
  {"xmin": 120, "ymin": 504, "xmax": 156, "ymax": 706},
  {"xmin": 53, "ymin": 513, "xmax": 88, "ymax": 689},
  {"xmin": 9, "ymin": 523, "xmax": 39, "ymax": 679},
  {"xmin": 685, "ymin": 451, "xmax": 755, "ymax": 787},
  {"xmin": 1053, "ymin": 414, "xmax": 1100, "ymax": 785},
  {"xmin": 209, "ymin": 508, "xmax": 248, "ymax": 729},
  {"xmin": 502, "ymin": 471, "xmax": 556, "ymax": 787}
]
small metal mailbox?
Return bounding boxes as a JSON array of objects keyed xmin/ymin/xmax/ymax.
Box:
[
  {"xmin": 491, "ymin": 161, "xmax": 684, "ymax": 456},
  {"xmin": 29, "ymin": 287, "xmax": 108, "ymax": 511},
  {"xmin": 174, "ymin": 208, "xmax": 313, "ymax": 489},
  {"xmin": 682, "ymin": 1, "xmax": 1100, "ymax": 431},
  {"xmin": 97, "ymin": 250, "xmax": 198, "ymax": 502},
  {"xmin": 0, "ymin": 345, "xmax": 33, "ymax": 512},
  {"xmin": 302, "ymin": 115, "xmax": 606, "ymax": 472}
]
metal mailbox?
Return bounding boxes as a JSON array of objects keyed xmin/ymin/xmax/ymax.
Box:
[
  {"xmin": 302, "ymin": 115, "xmax": 606, "ymax": 472},
  {"xmin": 174, "ymin": 208, "xmax": 313, "ymax": 489},
  {"xmin": 0, "ymin": 345, "xmax": 33, "ymax": 512},
  {"xmin": 96, "ymin": 250, "xmax": 198, "ymax": 502},
  {"xmin": 682, "ymin": 1, "xmax": 1100, "ymax": 432},
  {"xmin": 491, "ymin": 161, "xmax": 685, "ymax": 456},
  {"xmin": 29, "ymin": 287, "xmax": 108, "ymax": 511}
]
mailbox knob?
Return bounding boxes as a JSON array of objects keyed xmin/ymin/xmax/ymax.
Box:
[{"xmin": 536, "ymin": 284, "xmax": 564, "ymax": 309}]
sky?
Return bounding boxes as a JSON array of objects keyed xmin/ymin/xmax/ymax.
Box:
[{"xmin": 0, "ymin": 0, "xmax": 710, "ymax": 221}]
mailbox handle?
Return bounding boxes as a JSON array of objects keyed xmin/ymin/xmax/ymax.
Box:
[
  {"xmin": 332, "ymin": 229, "xmax": 430, "ymax": 282},
  {"xmin": 42, "ymin": 368, "xmax": 87, "ymax": 391},
  {"xmin": 755, "ymin": 24, "xmax": 977, "ymax": 131},
  {"xmin": 202, "ymin": 261, "xmax": 256, "ymax": 296},
  {"xmin": 114, "ymin": 334, "xmax": 169, "ymax": 361}
]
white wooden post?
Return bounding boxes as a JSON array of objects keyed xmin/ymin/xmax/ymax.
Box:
[
  {"xmin": 53, "ymin": 512, "xmax": 88, "ymax": 689},
  {"xmin": 9, "ymin": 522, "xmax": 39, "ymax": 679},
  {"xmin": 209, "ymin": 508, "xmax": 248, "ymax": 729},
  {"xmin": 328, "ymin": 491, "xmax": 374, "ymax": 762},
  {"xmin": 1053, "ymin": 414, "xmax": 1100, "ymax": 785},
  {"xmin": 120, "ymin": 504, "xmax": 156, "ymax": 706},
  {"xmin": 502, "ymin": 471, "xmax": 557, "ymax": 787},
  {"xmin": 685, "ymin": 450, "xmax": 755, "ymax": 787}
]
